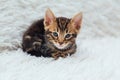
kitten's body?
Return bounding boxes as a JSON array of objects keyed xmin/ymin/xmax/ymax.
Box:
[{"xmin": 22, "ymin": 9, "xmax": 82, "ymax": 59}]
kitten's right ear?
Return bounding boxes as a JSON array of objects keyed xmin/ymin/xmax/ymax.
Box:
[
  {"xmin": 71, "ymin": 12, "xmax": 82, "ymax": 30},
  {"xmin": 44, "ymin": 8, "xmax": 56, "ymax": 26}
]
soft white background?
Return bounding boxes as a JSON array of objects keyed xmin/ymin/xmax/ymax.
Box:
[{"xmin": 0, "ymin": 0, "xmax": 120, "ymax": 80}]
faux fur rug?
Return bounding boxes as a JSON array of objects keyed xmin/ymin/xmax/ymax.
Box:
[{"xmin": 0, "ymin": 0, "xmax": 120, "ymax": 80}]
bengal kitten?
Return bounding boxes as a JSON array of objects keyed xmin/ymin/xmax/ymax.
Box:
[{"xmin": 22, "ymin": 9, "xmax": 82, "ymax": 59}]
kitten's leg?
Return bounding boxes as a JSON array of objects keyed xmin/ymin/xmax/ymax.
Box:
[
  {"xmin": 51, "ymin": 52, "xmax": 61, "ymax": 60},
  {"xmin": 32, "ymin": 38, "xmax": 42, "ymax": 50},
  {"xmin": 60, "ymin": 47, "xmax": 76, "ymax": 58},
  {"xmin": 60, "ymin": 53, "xmax": 68, "ymax": 58},
  {"xmin": 22, "ymin": 35, "xmax": 42, "ymax": 52},
  {"xmin": 69, "ymin": 49, "xmax": 76, "ymax": 56}
]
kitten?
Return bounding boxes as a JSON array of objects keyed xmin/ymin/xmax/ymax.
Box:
[{"xmin": 22, "ymin": 9, "xmax": 82, "ymax": 59}]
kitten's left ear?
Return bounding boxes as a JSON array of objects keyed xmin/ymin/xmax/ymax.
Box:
[{"xmin": 71, "ymin": 12, "xmax": 83, "ymax": 30}]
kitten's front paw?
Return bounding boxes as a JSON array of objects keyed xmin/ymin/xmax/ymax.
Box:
[
  {"xmin": 60, "ymin": 53, "xmax": 68, "ymax": 58},
  {"xmin": 33, "ymin": 42, "xmax": 41, "ymax": 50},
  {"xmin": 52, "ymin": 52, "xmax": 60, "ymax": 60}
]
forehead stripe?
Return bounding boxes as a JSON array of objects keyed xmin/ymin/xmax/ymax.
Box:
[{"xmin": 57, "ymin": 17, "xmax": 70, "ymax": 31}]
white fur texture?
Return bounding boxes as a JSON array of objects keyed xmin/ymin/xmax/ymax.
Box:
[{"xmin": 0, "ymin": 0, "xmax": 120, "ymax": 80}]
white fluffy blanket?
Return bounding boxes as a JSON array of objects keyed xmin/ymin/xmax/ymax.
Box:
[{"xmin": 0, "ymin": 0, "xmax": 120, "ymax": 80}]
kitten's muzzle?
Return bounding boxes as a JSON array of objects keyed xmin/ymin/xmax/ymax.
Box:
[{"xmin": 59, "ymin": 42, "xmax": 64, "ymax": 45}]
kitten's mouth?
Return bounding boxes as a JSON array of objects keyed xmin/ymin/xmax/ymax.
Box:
[{"xmin": 53, "ymin": 43, "xmax": 71, "ymax": 50}]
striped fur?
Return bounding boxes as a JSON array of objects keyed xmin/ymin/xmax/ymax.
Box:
[
  {"xmin": 22, "ymin": 9, "xmax": 82, "ymax": 59},
  {"xmin": 22, "ymin": 17, "xmax": 79, "ymax": 59}
]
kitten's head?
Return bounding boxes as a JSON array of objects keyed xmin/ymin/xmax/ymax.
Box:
[{"xmin": 44, "ymin": 8, "xmax": 82, "ymax": 50}]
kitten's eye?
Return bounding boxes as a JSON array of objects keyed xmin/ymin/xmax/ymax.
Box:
[
  {"xmin": 65, "ymin": 34, "xmax": 71, "ymax": 39},
  {"xmin": 53, "ymin": 32, "xmax": 58, "ymax": 37}
]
